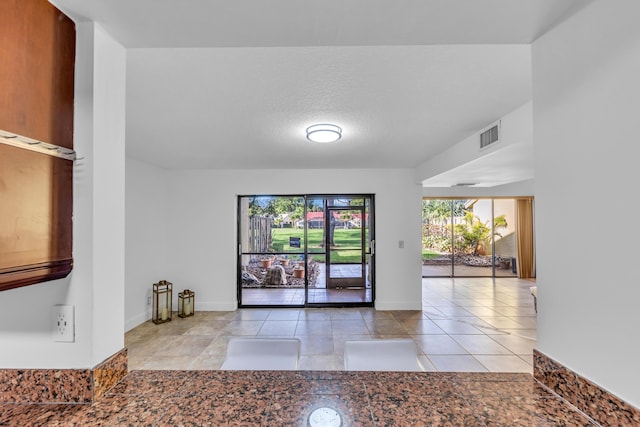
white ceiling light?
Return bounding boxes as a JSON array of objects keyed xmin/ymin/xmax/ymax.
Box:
[{"xmin": 306, "ymin": 124, "xmax": 342, "ymax": 143}]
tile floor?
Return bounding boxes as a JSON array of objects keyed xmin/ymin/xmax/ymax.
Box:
[{"xmin": 127, "ymin": 277, "xmax": 537, "ymax": 373}]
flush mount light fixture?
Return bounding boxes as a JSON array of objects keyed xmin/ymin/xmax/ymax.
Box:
[{"xmin": 306, "ymin": 124, "xmax": 342, "ymax": 143}]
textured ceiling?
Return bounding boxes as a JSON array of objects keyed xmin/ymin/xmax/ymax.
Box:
[{"xmin": 54, "ymin": 0, "xmax": 593, "ymax": 185}]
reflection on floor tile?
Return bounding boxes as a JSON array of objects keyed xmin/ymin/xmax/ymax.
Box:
[
  {"xmin": 473, "ymin": 355, "xmax": 533, "ymax": 372},
  {"xmin": 428, "ymin": 355, "xmax": 489, "ymax": 372},
  {"xmin": 451, "ymin": 335, "xmax": 513, "ymax": 355},
  {"xmin": 414, "ymin": 334, "xmax": 469, "ymax": 355}
]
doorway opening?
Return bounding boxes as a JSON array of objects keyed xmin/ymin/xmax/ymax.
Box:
[
  {"xmin": 422, "ymin": 198, "xmax": 535, "ymax": 278},
  {"xmin": 237, "ymin": 194, "xmax": 375, "ymax": 307}
]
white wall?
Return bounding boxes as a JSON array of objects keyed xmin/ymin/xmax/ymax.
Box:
[
  {"xmin": 91, "ymin": 24, "xmax": 127, "ymax": 362},
  {"xmin": 123, "ymin": 167, "xmax": 423, "ymax": 325},
  {"xmin": 416, "ymin": 101, "xmax": 534, "ymax": 185},
  {"xmin": 420, "ymin": 102, "xmax": 535, "ymax": 196},
  {"xmin": 423, "ymin": 179, "xmax": 534, "ymax": 198},
  {"xmin": 0, "ymin": 23, "xmax": 126, "ymax": 369},
  {"xmin": 533, "ymin": 0, "xmax": 640, "ymax": 407},
  {"xmin": 125, "ymin": 158, "xmax": 170, "ymax": 331}
]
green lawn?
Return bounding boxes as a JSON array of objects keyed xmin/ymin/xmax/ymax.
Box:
[
  {"xmin": 272, "ymin": 229, "xmax": 440, "ymax": 263},
  {"xmin": 271, "ymin": 228, "xmax": 365, "ymax": 263},
  {"xmin": 422, "ymin": 249, "xmax": 441, "ymax": 260}
]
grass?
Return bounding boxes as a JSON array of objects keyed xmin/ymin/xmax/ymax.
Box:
[
  {"xmin": 271, "ymin": 228, "xmax": 365, "ymax": 263},
  {"xmin": 272, "ymin": 229, "xmax": 440, "ymax": 263},
  {"xmin": 422, "ymin": 249, "xmax": 442, "ymax": 260}
]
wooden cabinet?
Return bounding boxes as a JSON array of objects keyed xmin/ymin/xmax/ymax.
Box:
[{"xmin": 0, "ymin": 0, "xmax": 75, "ymax": 291}]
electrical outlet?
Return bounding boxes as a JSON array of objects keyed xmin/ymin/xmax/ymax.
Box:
[
  {"xmin": 147, "ymin": 296, "xmax": 152, "ymax": 305},
  {"xmin": 53, "ymin": 305, "xmax": 74, "ymax": 342}
]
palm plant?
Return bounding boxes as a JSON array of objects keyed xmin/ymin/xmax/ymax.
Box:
[{"xmin": 453, "ymin": 211, "xmax": 507, "ymax": 256}]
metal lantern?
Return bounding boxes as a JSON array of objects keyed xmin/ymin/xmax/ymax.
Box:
[
  {"xmin": 178, "ymin": 289, "xmax": 195, "ymax": 318},
  {"xmin": 152, "ymin": 280, "xmax": 172, "ymax": 324}
]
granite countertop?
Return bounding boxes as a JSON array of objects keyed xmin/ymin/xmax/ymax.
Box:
[{"xmin": 0, "ymin": 370, "xmax": 597, "ymax": 426}]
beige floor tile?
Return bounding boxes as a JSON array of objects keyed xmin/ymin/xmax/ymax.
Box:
[
  {"xmin": 478, "ymin": 316, "xmax": 526, "ymax": 330},
  {"xmin": 125, "ymin": 278, "xmax": 537, "ymax": 373},
  {"xmin": 510, "ymin": 316, "xmax": 538, "ymax": 329},
  {"xmin": 330, "ymin": 319, "xmax": 369, "ymax": 335},
  {"xmin": 428, "ymin": 355, "xmax": 488, "ymax": 372},
  {"xmin": 413, "ymin": 335, "xmax": 469, "ymax": 355},
  {"xmin": 329, "ymin": 310, "xmax": 364, "ymax": 321},
  {"xmin": 450, "ymin": 335, "xmax": 513, "ymax": 355},
  {"xmin": 399, "ymin": 318, "xmax": 446, "ymax": 335},
  {"xmin": 474, "ymin": 355, "xmax": 532, "ymax": 373},
  {"xmin": 295, "ymin": 320, "xmax": 332, "ymax": 336},
  {"xmin": 431, "ymin": 319, "xmax": 485, "ymax": 334},
  {"xmin": 299, "ymin": 355, "xmax": 341, "ymax": 371},
  {"xmin": 517, "ymin": 354, "xmax": 534, "ymax": 366},
  {"xmin": 183, "ymin": 320, "xmax": 229, "ymax": 336},
  {"xmin": 488, "ymin": 334, "xmax": 537, "ymax": 354},
  {"xmin": 297, "ymin": 335, "xmax": 334, "ymax": 355},
  {"xmin": 220, "ymin": 320, "xmax": 264, "ymax": 336},
  {"xmin": 234, "ymin": 309, "xmax": 272, "ymax": 320},
  {"xmin": 298, "ymin": 309, "xmax": 331, "ymax": 321},
  {"xmin": 258, "ymin": 320, "xmax": 298, "ymax": 336},
  {"xmin": 266, "ymin": 309, "xmax": 301, "ymax": 320},
  {"xmin": 502, "ymin": 329, "xmax": 537, "ymax": 341},
  {"xmin": 331, "ymin": 334, "xmax": 372, "ymax": 356},
  {"xmin": 364, "ymin": 319, "xmax": 407, "ymax": 335},
  {"xmin": 360, "ymin": 309, "xmax": 396, "ymax": 321},
  {"xmin": 158, "ymin": 335, "xmax": 215, "ymax": 357},
  {"xmin": 418, "ymin": 355, "xmax": 437, "ymax": 371},
  {"xmin": 200, "ymin": 336, "xmax": 232, "ymax": 356}
]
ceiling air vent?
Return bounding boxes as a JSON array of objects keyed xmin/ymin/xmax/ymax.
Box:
[{"xmin": 480, "ymin": 124, "xmax": 499, "ymax": 149}]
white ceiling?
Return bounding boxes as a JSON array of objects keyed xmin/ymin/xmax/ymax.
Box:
[{"xmin": 54, "ymin": 0, "xmax": 593, "ymax": 186}]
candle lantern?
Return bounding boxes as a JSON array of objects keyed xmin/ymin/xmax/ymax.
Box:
[
  {"xmin": 152, "ymin": 280, "xmax": 172, "ymax": 324},
  {"xmin": 178, "ymin": 289, "xmax": 195, "ymax": 318}
]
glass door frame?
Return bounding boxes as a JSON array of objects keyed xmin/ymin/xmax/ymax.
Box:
[
  {"xmin": 237, "ymin": 194, "xmax": 375, "ymax": 308},
  {"xmin": 325, "ymin": 205, "xmax": 367, "ymax": 289},
  {"xmin": 422, "ymin": 197, "xmax": 522, "ymax": 278}
]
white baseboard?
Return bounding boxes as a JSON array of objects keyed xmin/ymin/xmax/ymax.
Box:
[
  {"xmin": 125, "ymin": 311, "xmax": 150, "ymax": 332},
  {"xmin": 126, "ymin": 300, "xmax": 423, "ymax": 330},
  {"xmin": 124, "ymin": 301, "xmax": 237, "ymax": 332},
  {"xmin": 195, "ymin": 301, "xmax": 237, "ymax": 311}
]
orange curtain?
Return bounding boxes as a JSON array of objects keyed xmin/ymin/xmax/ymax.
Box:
[{"xmin": 516, "ymin": 198, "xmax": 535, "ymax": 278}]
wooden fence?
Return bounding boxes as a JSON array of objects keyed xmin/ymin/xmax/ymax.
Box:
[{"xmin": 248, "ymin": 216, "xmax": 272, "ymax": 253}]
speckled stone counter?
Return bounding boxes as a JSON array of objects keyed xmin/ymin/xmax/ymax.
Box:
[
  {"xmin": 534, "ymin": 350, "xmax": 640, "ymax": 427},
  {"xmin": 0, "ymin": 348, "xmax": 128, "ymax": 404},
  {"xmin": 0, "ymin": 370, "xmax": 603, "ymax": 426}
]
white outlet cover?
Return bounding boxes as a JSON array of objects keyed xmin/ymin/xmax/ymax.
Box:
[{"xmin": 53, "ymin": 304, "xmax": 75, "ymax": 342}]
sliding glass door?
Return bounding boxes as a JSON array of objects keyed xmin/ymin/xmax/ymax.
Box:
[
  {"xmin": 422, "ymin": 198, "xmax": 529, "ymax": 278},
  {"xmin": 238, "ymin": 194, "xmax": 374, "ymax": 307}
]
